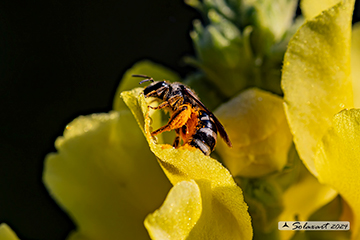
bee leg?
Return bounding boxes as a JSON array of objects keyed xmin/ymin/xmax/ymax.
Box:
[
  {"xmin": 149, "ymin": 101, "xmax": 169, "ymax": 110},
  {"xmin": 173, "ymin": 129, "xmax": 181, "ymax": 148},
  {"xmin": 148, "ymin": 95, "xmax": 183, "ymax": 111},
  {"xmin": 167, "ymin": 95, "xmax": 183, "ymax": 107},
  {"xmin": 152, "ymin": 104, "xmax": 192, "ymax": 136}
]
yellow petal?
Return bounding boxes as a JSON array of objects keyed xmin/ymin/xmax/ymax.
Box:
[
  {"xmin": 215, "ymin": 88, "xmax": 293, "ymax": 178},
  {"xmin": 315, "ymin": 109, "xmax": 360, "ymax": 239},
  {"xmin": 281, "ymin": 0, "xmax": 355, "ymax": 176},
  {"xmin": 145, "ymin": 180, "xmax": 202, "ymax": 240},
  {"xmin": 300, "ymin": 0, "xmax": 340, "ymax": 20},
  {"xmin": 351, "ymin": 22, "xmax": 360, "ymax": 108},
  {"xmin": 121, "ymin": 89, "xmax": 253, "ymax": 240},
  {"xmin": 0, "ymin": 224, "xmax": 20, "ymax": 240},
  {"xmin": 113, "ymin": 60, "xmax": 180, "ymax": 112},
  {"xmin": 44, "ymin": 110, "xmax": 171, "ymax": 240}
]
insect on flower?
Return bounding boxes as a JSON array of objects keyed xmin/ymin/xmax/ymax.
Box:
[{"xmin": 133, "ymin": 74, "xmax": 232, "ymax": 156}]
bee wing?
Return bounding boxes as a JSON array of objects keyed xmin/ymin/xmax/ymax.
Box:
[{"xmin": 183, "ymin": 87, "xmax": 232, "ymax": 147}]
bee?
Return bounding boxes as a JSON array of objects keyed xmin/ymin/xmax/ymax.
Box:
[{"xmin": 133, "ymin": 74, "xmax": 232, "ymax": 156}]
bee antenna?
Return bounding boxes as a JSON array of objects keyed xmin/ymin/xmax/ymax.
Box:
[
  {"xmin": 132, "ymin": 74, "xmax": 155, "ymax": 84},
  {"xmin": 139, "ymin": 78, "xmax": 155, "ymax": 84}
]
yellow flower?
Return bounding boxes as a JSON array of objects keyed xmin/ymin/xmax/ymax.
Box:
[
  {"xmin": 43, "ymin": 62, "xmax": 174, "ymax": 239},
  {"xmin": 38, "ymin": 0, "xmax": 360, "ymax": 239},
  {"xmin": 214, "ymin": 88, "xmax": 293, "ymax": 178},
  {"xmin": 121, "ymin": 88, "xmax": 253, "ymax": 239},
  {"xmin": 0, "ymin": 224, "xmax": 20, "ymax": 240},
  {"xmin": 42, "ymin": 61, "xmax": 253, "ymax": 239},
  {"xmin": 282, "ymin": 0, "xmax": 360, "ymax": 238}
]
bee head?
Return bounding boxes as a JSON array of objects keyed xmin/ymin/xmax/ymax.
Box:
[
  {"xmin": 132, "ymin": 74, "xmax": 170, "ymax": 99},
  {"xmin": 142, "ymin": 81, "xmax": 169, "ymax": 99}
]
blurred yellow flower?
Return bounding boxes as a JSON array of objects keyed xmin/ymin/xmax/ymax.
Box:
[
  {"xmin": 215, "ymin": 88, "xmax": 292, "ymax": 178},
  {"xmin": 0, "ymin": 224, "xmax": 20, "ymax": 240},
  {"xmin": 43, "ymin": 62, "xmax": 175, "ymax": 240}
]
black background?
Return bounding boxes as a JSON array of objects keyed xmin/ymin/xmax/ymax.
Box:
[
  {"xmin": 0, "ymin": 1, "xmax": 199, "ymax": 239},
  {"xmin": 0, "ymin": 1, "xmax": 359, "ymax": 239}
]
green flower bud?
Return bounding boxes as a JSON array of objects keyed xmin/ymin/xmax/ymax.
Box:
[
  {"xmin": 186, "ymin": 0, "xmax": 301, "ymax": 97},
  {"xmin": 236, "ymin": 177, "xmax": 284, "ymax": 239},
  {"xmin": 242, "ymin": 0, "xmax": 298, "ymax": 41},
  {"xmin": 188, "ymin": 11, "xmax": 256, "ymax": 97}
]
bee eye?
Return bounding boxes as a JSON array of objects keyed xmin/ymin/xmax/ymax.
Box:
[{"xmin": 144, "ymin": 81, "xmax": 168, "ymax": 96}]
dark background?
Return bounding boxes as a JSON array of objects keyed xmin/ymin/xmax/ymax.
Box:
[
  {"xmin": 0, "ymin": 1, "xmax": 200, "ymax": 239},
  {"xmin": 0, "ymin": 1, "xmax": 359, "ymax": 239}
]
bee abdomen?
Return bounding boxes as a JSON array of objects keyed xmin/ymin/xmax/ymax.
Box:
[
  {"xmin": 189, "ymin": 111, "xmax": 218, "ymax": 156},
  {"xmin": 190, "ymin": 138, "xmax": 212, "ymax": 156}
]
